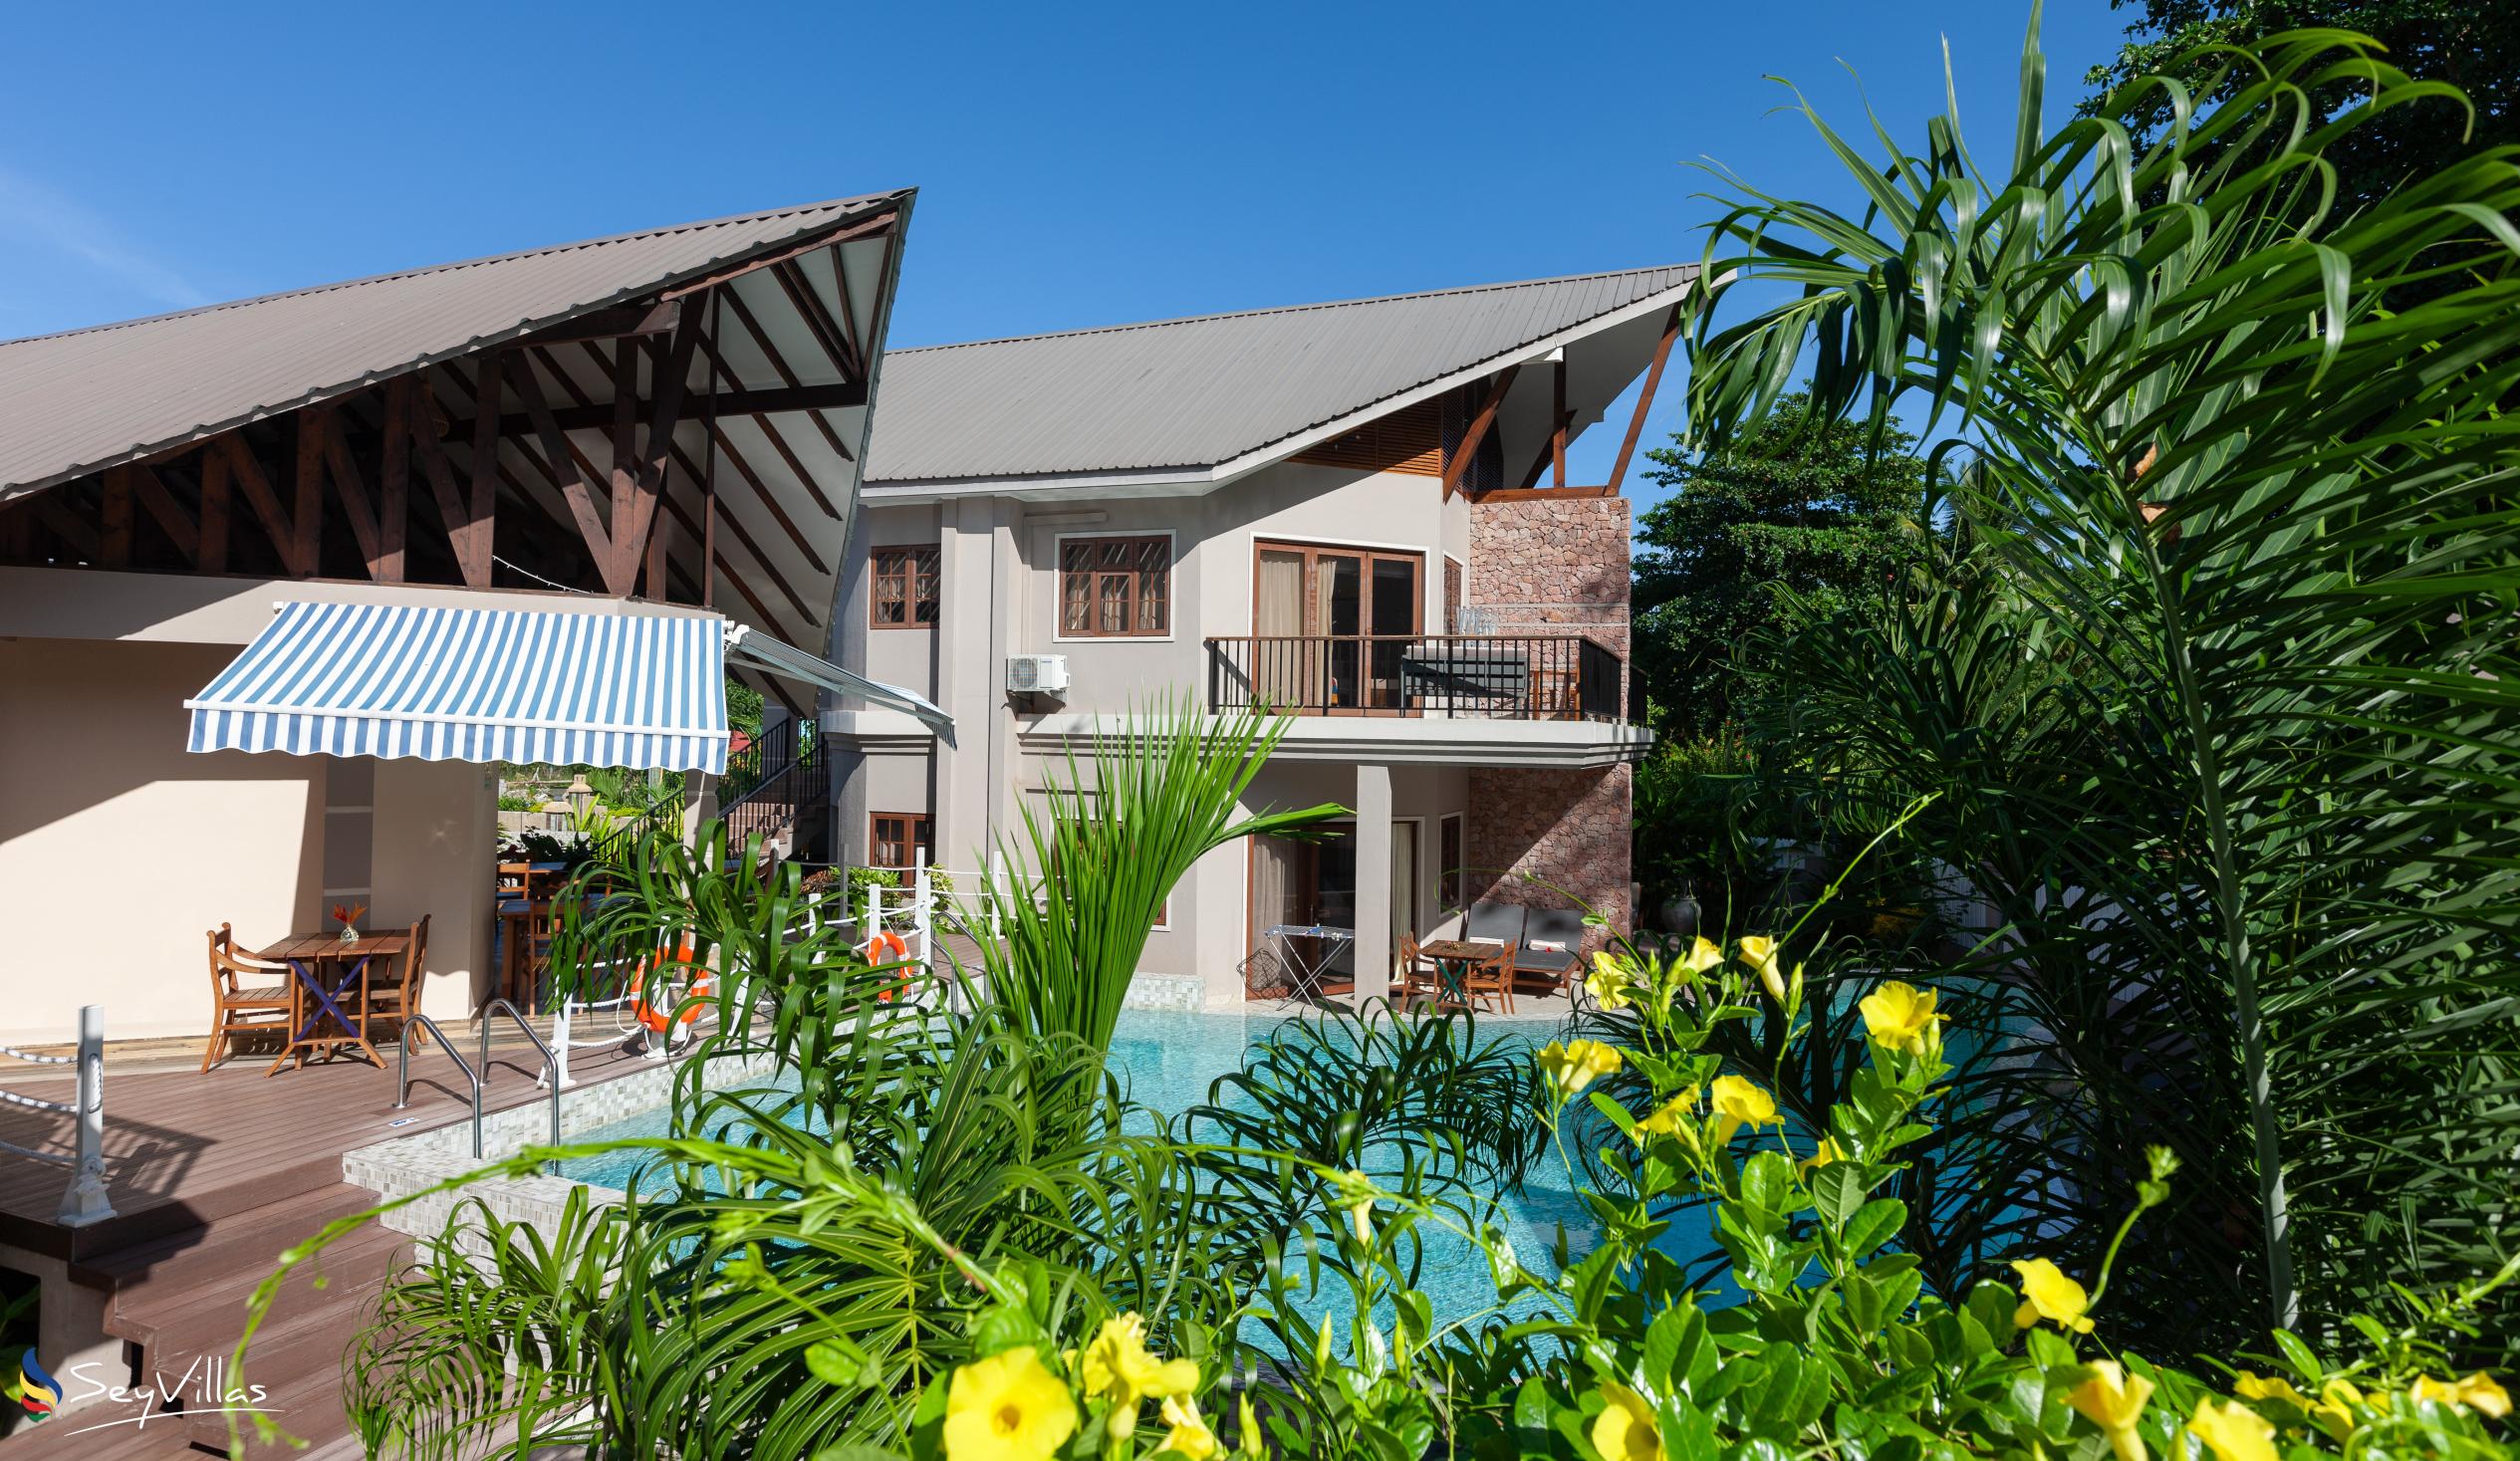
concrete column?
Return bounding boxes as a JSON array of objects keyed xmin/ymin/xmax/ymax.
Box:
[
  {"xmin": 932, "ymin": 497, "xmax": 1003, "ymax": 871},
  {"xmin": 1353, "ymin": 763, "xmax": 1392, "ymax": 1006}
]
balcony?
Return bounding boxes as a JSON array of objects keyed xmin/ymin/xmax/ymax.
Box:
[{"xmin": 1204, "ymin": 634, "xmax": 1625, "ymax": 722}]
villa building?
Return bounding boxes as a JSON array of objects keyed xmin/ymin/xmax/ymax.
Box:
[{"xmin": 829, "ymin": 268, "xmax": 1688, "ymax": 1005}]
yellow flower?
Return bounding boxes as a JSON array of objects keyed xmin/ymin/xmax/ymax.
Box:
[
  {"xmin": 1634, "ymin": 1089, "xmax": 1699, "ymax": 1147},
  {"xmin": 2187, "ymin": 1396, "xmax": 2279, "ymax": 1461},
  {"xmin": 1237, "ymin": 1394, "xmax": 1265, "ymax": 1458},
  {"xmin": 1076, "ymin": 1313, "xmax": 1198, "ymax": 1408},
  {"xmin": 1708, "ymin": 1075, "xmax": 1778, "ymax": 1144},
  {"xmin": 2069, "ymin": 1359, "xmax": 2155, "ymax": 1461},
  {"xmin": 1799, "ymin": 1134, "xmax": 1848, "ymax": 1172},
  {"xmin": 1159, "ymin": 1395, "xmax": 1221, "ymax": 1460},
  {"xmin": 1677, "ymin": 935, "xmax": 1723, "ymax": 977},
  {"xmin": 1537, "ymin": 1040, "xmax": 1624, "ymax": 1098},
  {"xmin": 944, "ymin": 1348, "xmax": 1081, "ymax": 1461},
  {"xmin": 2310, "ymin": 1376, "xmax": 2364, "ymax": 1440},
  {"xmin": 1738, "ymin": 936, "xmax": 1785, "ymax": 1001},
  {"xmin": 1859, "ymin": 981, "xmax": 1943, "ymax": 1054},
  {"xmin": 2411, "ymin": 1371, "xmax": 2511, "ymax": 1419},
  {"xmin": 2009, "ymin": 1258, "xmax": 2096, "ymax": 1334},
  {"xmin": 2231, "ymin": 1371, "xmax": 2310, "ymax": 1409},
  {"xmin": 1586, "ymin": 954, "xmax": 1635, "ymax": 1012},
  {"xmin": 1591, "ymin": 1383, "xmax": 1660, "ymax": 1461}
]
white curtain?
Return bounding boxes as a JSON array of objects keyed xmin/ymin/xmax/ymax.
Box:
[
  {"xmin": 1251, "ymin": 835, "xmax": 1298, "ymax": 939},
  {"xmin": 1256, "ymin": 550, "xmax": 1306, "ymax": 708},
  {"xmin": 1389, "ymin": 828, "xmax": 1416, "ymax": 969}
]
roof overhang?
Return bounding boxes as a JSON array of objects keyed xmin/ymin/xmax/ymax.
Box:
[{"xmin": 859, "ymin": 273, "xmax": 1696, "ymax": 506}]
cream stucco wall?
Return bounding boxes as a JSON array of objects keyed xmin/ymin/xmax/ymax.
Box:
[
  {"xmin": 0, "ymin": 637, "xmax": 328, "ymax": 1045},
  {"xmin": 0, "ymin": 567, "xmax": 679, "ymax": 1048}
]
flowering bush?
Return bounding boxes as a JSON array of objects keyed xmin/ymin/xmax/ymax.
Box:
[{"xmin": 910, "ymin": 937, "xmax": 2512, "ymax": 1461}]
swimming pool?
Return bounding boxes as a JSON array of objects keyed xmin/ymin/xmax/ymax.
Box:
[{"xmin": 557, "ymin": 1008, "xmax": 1636, "ymax": 1333}]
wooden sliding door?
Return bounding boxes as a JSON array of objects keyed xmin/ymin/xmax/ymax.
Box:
[{"xmin": 1251, "ymin": 541, "xmax": 1422, "ymax": 712}]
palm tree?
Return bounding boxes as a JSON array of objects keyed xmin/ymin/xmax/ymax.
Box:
[{"xmin": 1681, "ymin": 8, "xmax": 2520, "ymax": 1342}]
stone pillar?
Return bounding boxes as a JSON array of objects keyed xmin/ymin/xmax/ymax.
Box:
[
  {"xmin": 1353, "ymin": 764, "xmax": 1392, "ymax": 1005},
  {"xmin": 1466, "ymin": 494, "xmax": 1632, "ymax": 711},
  {"xmin": 1465, "ymin": 763, "xmax": 1634, "ymax": 954}
]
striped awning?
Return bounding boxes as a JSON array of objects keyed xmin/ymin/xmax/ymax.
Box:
[{"xmin": 185, "ymin": 601, "xmax": 732, "ymax": 772}]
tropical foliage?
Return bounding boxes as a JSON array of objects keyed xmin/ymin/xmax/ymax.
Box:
[
  {"xmin": 977, "ymin": 697, "xmax": 1344, "ymax": 1050},
  {"xmin": 1681, "ymin": 7, "xmax": 2520, "ymax": 1353},
  {"xmin": 1632, "ymin": 392, "xmax": 1928, "ymax": 738}
]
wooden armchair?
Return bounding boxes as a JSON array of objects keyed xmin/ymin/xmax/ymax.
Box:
[
  {"xmin": 1462, "ymin": 944, "xmax": 1516, "ymax": 1014},
  {"xmin": 365, "ymin": 914, "xmax": 429, "ymax": 1048},
  {"xmin": 203, "ymin": 924, "xmax": 293, "ymax": 1074},
  {"xmin": 1393, "ymin": 933, "xmax": 1439, "ymax": 1011}
]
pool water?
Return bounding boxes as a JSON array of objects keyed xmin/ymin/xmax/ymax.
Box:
[{"xmin": 557, "ymin": 1009, "xmax": 1661, "ymax": 1335}]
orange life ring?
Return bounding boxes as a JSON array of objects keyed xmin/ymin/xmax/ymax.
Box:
[
  {"xmin": 863, "ymin": 928, "xmax": 912, "ymax": 1002},
  {"xmin": 633, "ymin": 933, "xmax": 705, "ymax": 1031}
]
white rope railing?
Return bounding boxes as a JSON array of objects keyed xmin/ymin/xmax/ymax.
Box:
[{"xmin": 0, "ymin": 1006, "xmax": 114, "ymax": 1226}]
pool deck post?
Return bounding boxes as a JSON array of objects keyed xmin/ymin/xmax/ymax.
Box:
[{"xmin": 1354, "ymin": 764, "xmax": 1392, "ymax": 1007}]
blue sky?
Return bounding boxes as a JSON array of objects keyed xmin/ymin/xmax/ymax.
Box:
[{"xmin": 0, "ymin": 0, "xmax": 2130, "ymax": 496}]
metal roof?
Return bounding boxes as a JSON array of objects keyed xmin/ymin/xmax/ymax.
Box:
[
  {"xmin": 0, "ymin": 191, "xmax": 911, "ymax": 501},
  {"xmin": 863, "ymin": 264, "xmax": 1697, "ymax": 484}
]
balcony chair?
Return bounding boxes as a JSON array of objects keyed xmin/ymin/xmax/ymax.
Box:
[
  {"xmin": 1512, "ymin": 907, "xmax": 1589, "ymax": 996},
  {"xmin": 1393, "ymin": 933, "xmax": 1440, "ymax": 1010},
  {"xmin": 364, "ymin": 914, "xmax": 429, "ymax": 1048},
  {"xmin": 202, "ymin": 923, "xmax": 293, "ymax": 1074}
]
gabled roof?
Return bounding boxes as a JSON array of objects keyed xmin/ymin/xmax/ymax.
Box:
[
  {"xmin": 863, "ymin": 264, "xmax": 1697, "ymax": 486},
  {"xmin": 0, "ymin": 191, "xmax": 911, "ymax": 501}
]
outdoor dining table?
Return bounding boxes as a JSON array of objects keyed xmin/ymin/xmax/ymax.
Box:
[
  {"xmin": 1415, "ymin": 938, "xmax": 1504, "ymax": 1009},
  {"xmin": 250, "ymin": 929, "xmax": 413, "ymax": 1076}
]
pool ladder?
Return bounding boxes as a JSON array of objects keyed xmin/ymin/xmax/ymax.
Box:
[{"xmin": 391, "ymin": 1001, "xmax": 562, "ymax": 1171}]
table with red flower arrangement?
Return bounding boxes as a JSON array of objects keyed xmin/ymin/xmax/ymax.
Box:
[{"xmin": 251, "ymin": 929, "xmax": 413, "ymax": 1076}]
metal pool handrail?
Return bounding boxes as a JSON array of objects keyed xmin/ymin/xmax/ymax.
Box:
[
  {"xmin": 0, "ymin": 1005, "xmax": 114, "ymax": 1225},
  {"xmin": 392, "ymin": 1014, "xmax": 481, "ymax": 1158},
  {"xmin": 478, "ymin": 999, "xmax": 562, "ymax": 1173}
]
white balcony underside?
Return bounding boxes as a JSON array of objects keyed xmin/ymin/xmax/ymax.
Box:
[{"xmin": 826, "ymin": 708, "xmax": 1649, "ymax": 768}]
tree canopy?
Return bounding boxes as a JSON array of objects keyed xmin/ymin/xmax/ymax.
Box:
[
  {"xmin": 1631, "ymin": 394, "xmax": 1924, "ymax": 737},
  {"xmin": 2081, "ymin": 0, "xmax": 2517, "ymax": 215}
]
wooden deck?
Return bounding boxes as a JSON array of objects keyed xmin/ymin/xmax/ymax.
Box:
[{"xmin": 0, "ymin": 1025, "xmax": 667, "ymax": 1457}]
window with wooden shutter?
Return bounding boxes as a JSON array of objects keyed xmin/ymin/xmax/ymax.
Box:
[
  {"xmin": 872, "ymin": 546, "xmax": 940, "ymax": 628},
  {"xmin": 1059, "ymin": 536, "xmax": 1171, "ymax": 637},
  {"xmin": 1292, "ymin": 399, "xmax": 1443, "ymax": 476}
]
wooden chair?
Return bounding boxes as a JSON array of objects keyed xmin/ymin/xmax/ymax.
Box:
[
  {"xmin": 1393, "ymin": 933, "xmax": 1440, "ymax": 1011},
  {"xmin": 364, "ymin": 915, "xmax": 429, "ymax": 1048},
  {"xmin": 504, "ymin": 896, "xmax": 561, "ymax": 1014},
  {"xmin": 1462, "ymin": 944, "xmax": 1516, "ymax": 1014},
  {"xmin": 202, "ymin": 924, "xmax": 294, "ymax": 1074}
]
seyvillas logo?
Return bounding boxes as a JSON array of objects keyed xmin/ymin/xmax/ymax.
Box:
[{"xmin": 17, "ymin": 1351, "xmax": 62, "ymax": 1415}]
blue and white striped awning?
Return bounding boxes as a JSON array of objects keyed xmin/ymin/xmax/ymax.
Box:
[{"xmin": 185, "ymin": 601, "xmax": 732, "ymax": 773}]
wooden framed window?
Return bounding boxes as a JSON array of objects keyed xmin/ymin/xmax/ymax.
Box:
[
  {"xmin": 1059, "ymin": 536, "xmax": 1170, "ymax": 637},
  {"xmin": 870, "ymin": 812, "xmax": 931, "ymax": 869},
  {"xmin": 872, "ymin": 546, "xmax": 940, "ymax": 628}
]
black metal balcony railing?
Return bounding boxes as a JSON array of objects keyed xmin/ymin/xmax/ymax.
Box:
[{"xmin": 1204, "ymin": 635, "xmax": 1624, "ymax": 722}]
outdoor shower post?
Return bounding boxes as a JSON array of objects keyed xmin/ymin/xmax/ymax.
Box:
[{"xmin": 56, "ymin": 1004, "xmax": 113, "ymax": 1227}]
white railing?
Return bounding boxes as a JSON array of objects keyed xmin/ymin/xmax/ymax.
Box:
[{"xmin": 0, "ymin": 1005, "xmax": 114, "ymax": 1226}]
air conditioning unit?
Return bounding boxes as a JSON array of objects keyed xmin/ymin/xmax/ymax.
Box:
[{"xmin": 1005, "ymin": 653, "xmax": 1071, "ymax": 695}]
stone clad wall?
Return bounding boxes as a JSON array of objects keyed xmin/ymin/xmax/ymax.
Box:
[
  {"xmin": 1464, "ymin": 495, "xmax": 1630, "ymax": 701},
  {"xmin": 1461, "ymin": 494, "xmax": 1638, "ymax": 953},
  {"xmin": 1466, "ymin": 764, "xmax": 1634, "ymax": 952}
]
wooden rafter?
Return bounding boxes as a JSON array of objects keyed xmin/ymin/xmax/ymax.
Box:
[
  {"xmin": 515, "ymin": 299, "xmax": 680, "ymax": 347},
  {"xmin": 507, "ymin": 352, "xmax": 615, "ymax": 578},
  {"xmin": 100, "ymin": 465, "xmax": 135, "ymax": 566},
  {"xmin": 656, "ymin": 210, "xmax": 896, "ymax": 303},
  {"xmin": 197, "ymin": 437, "xmax": 232, "ymax": 573},
  {"xmin": 404, "ymin": 370, "xmax": 486, "ymax": 587},
  {"xmin": 378, "ymin": 380, "xmax": 409, "ymax": 582},
  {"xmin": 718, "ymin": 284, "xmax": 858, "ymax": 464},
  {"xmin": 1551, "ymin": 354, "xmax": 1569, "ymax": 489},
  {"xmin": 1510, "ymin": 409, "xmax": 1580, "ymax": 493},
  {"xmin": 690, "ymin": 330, "xmax": 843, "ymax": 520},
  {"xmin": 1607, "ymin": 303, "xmax": 1683, "ymax": 493},
  {"xmin": 770, "ymin": 257, "xmax": 862, "ymax": 381},
  {"xmin": 225, "ymin": 433, "xmax": 310, "ymax": 576},
  {"xmin": 316, "ymin": 406, "xmax": 386, "ymax": 578},
  {"xmin": 620, "ymin": 302, "xmax": 702, "ymax": 595},
  {"xmin": 606, "ymin": 340, "xmax": 640, "ymax": 594},
  {"xmin": 129, "ymin": 461, "xmax": 200, "ymax": 562},
  {"xmin": 1440, "ymin": 365, "xmax": 1519, "ymax": 500},
  {"xmin": 663, "ymin": 438, "xmax": 821, "ymax": 622}
]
